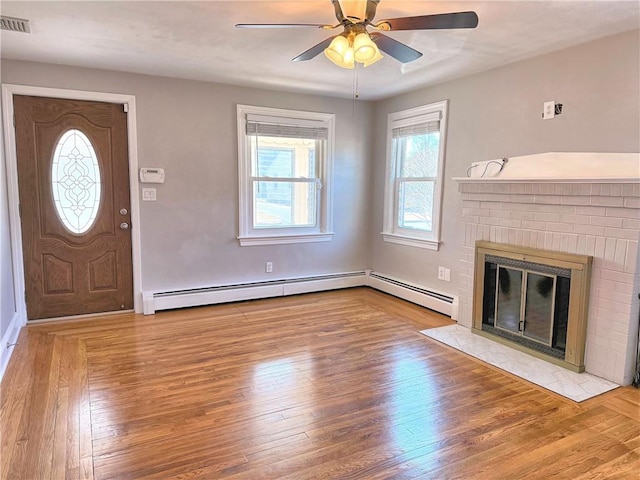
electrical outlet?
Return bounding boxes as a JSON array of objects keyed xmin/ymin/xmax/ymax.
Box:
[
  {"xmin": 543, "ymin": 101, "xmax": 555, "ymax": 120},
  {"xmin": 265, "ymin": 261, "xmax": 273, "ymax": 273},
  {"xmin": 438, "ymin": 266, "xmax": 446, "ymax": 281},
  {"xmin": 444, "ymin": 268, "xmax": 451, "ymax": 282}
]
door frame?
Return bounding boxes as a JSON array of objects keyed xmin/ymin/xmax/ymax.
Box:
[{"xmin": 2, "ymin": 84, "xmax": 143, "ymax": 321}]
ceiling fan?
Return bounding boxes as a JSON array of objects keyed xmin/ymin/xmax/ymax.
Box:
[{"xmin": 236, "ymin": 0, "xmax": 478, "ymax": 69}]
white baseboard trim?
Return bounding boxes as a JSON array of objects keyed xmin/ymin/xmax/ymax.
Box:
[
  {"xmin": 0, "ymin": 312, "xmax": 23, "ymax": 382},
  {"xmin": 367, "ymin": 271, "xmax": 458, "ymax": 319},
  {"xmin": 143, "ymin": 270, "xmax": 458, "ymax": 321},
  {"xmin": 146, "ymin": 272, "xmax": 368, "ymax": 314}
]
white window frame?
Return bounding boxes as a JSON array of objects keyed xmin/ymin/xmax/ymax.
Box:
[
  {"xmin": 381, "ymin": 100, "xmax": 448, "ymax": 251},
  {"xmin": 237, "ymin": 104, "xmax": 334, "ymax": 246}
]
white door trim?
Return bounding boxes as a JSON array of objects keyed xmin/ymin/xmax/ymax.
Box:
[{"xmin": 1, "ymin": 84, "xmax": 143, "ymax": 321}]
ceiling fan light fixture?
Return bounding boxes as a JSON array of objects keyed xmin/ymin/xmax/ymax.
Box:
[
  {"xmin": 324, "ymin": 35, "xmax": 351, "ymax": 66},
  {"xmin": 362, "ymin": 49, "xmax": 383, "ymax": 67},
  {"xmin": 324, "ymin": 30, "xmax": 382, "ymax": 69},
  {"xmin": 353, "ymin": 32, "xmax": 377, "ymax": 62},
  {"xmin": 239, "ymin": 1, "xmax": 479, "ymax": 68},
  {"xmin": 343, "ymin": 46, "xmax": 355, "ymax": 68},
  {"xmin": 325, "ymin": 34, "xmax": 356, "ymax": 69}
]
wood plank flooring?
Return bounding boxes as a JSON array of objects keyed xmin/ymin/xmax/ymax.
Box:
[{"xmin": 1, "ymin": 287, "xmax": 638, "ymax": 479}]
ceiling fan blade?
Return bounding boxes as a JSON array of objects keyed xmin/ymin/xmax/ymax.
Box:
[
  {"xmin": 236, "ymin": 23, "xmax": 334, "ymax": 29},
  {"xmin": 292, "ymin": 36, "xmax": 337, "ymax": 62},
  {"xmin": 378, "ymin": 11, "xmax": 479, "ymax": 31},
  {"xmin": 370, "ymin": 32, "xmax": 422, "ymax": 63}
]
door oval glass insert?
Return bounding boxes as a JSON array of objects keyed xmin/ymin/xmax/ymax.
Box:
[{"xmin": 51, "ymin": 129, "xmax": 102, "ymax": 234}]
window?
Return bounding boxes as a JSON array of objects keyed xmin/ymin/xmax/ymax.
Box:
[
  {"xmin": 382, "ymin": 100, "xmax": 448, "ymax": 250},
  {"xmin": 51, "ymin": 129, "xmax": 101, "ymax": 234},
  {"xmin": 237, "ymin": 105, "xmax": 334, "ymax": 246}
]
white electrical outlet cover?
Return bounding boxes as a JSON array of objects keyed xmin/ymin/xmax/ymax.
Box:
[{"xmin": 543, "ymin": 101, "xmax": 555, "ymax": 120}]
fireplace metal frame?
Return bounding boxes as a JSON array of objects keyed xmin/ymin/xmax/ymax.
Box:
[{"xmin": 472, "ymin": 241, "xmax": 593, "ymax": 372}]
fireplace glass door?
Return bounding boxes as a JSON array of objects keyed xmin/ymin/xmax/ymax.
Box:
[
  {"xmin": 495, "ymin": 267, "xmax": 523, "ymax": 335},
  {"xmin": 523, "ymin": 272, "xmax": 556, "ymax": 345},
  {"xmin": 483, "ymin": 255, "xmax": 571, "ymax": 359},
  {"xmin": 495, "ymin": 267, "xmax": 558, "ymax": 346}
]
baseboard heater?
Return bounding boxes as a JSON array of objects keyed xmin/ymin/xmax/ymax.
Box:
[
  {"xmin": 367, "ymin": 271, "xmax": 458, "ymax": 319},
  {"xmin": 144, "ymin": 271, "xmax": 368, "ymax": 314},
  {"xmin": 143, "ymin": 270, "xmax": 458, "ymax": 319}
]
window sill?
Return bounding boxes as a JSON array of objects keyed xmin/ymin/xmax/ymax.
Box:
[
  {"xmin": 239, "ymin": 232, "xmax": 334, "ymax": 246},
  {"xmin": 381, "ymin": 232, "xmax": 440, "ymax": 251}
]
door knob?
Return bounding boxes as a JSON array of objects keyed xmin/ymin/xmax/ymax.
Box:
[{"xmin": 120, "ymin": 222, "xmax": 129, "ymax": 230}]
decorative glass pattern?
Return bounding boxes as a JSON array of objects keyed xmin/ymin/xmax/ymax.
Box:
[{"xmin": 51, "ymin": 129, "xmax": 101, "ymax": 234}]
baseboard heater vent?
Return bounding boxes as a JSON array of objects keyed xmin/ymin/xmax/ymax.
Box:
[
  {"xmin": 143, "ymin": 270, "xmax": 458, "ymax": 319},
  {"xmin": 145, "ymin": 271, "xmax": 367, "ymax": 314},
  {"xmin": 367, "ymin": 271, "xmax": 458, "ymax": 319}
]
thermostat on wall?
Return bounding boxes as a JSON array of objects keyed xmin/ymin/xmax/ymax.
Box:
[{"xmin": 139, "ymin": 167, "xmax": 165, "ymax": 184}]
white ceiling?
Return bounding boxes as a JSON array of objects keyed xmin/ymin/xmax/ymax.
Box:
[{"xmin": 1, "ymin": 1, "xmax": 639, "ymax": 100}]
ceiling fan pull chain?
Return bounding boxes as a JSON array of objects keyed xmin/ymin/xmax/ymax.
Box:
[{"xmin": 352, "ymin": 65, "xmax": 360, "ymax": 115}]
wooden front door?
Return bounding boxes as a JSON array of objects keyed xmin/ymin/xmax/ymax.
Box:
[{"xmin": 14, "ymin": 95, "xmax": 133, "ymax": 320}]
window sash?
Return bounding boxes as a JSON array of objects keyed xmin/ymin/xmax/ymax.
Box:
[
  {"xmin": 382, "ymin": 100, "xmax": 448, "ymax": 249},
  {"xmin": 251, "ymin": 139, "xmax": 319, "ymax": 180},
  {"xmin": 392, "ymin": 133, "xmax": 440, "ymax": 179},
  {"xmin": 237, "ymin": 104, "xmax": 335, "ymax": 245},
  {"xmin": 249, "ymin": 137, "xmax": 322, "ymax": 231},
  {"xmin": 252, "ymin": 179, "xmax": 320, "ymax": 230},
  {"xmin": 396, "ymin": 176, "xmax": 437, "ymax": 183},
  {"xmin": 393, "ymin": 132, "xmax": 439, "ymax": 233},
  {"xmin": 396, "ymin": 179, "xmax": 435, "ymax": 232}
]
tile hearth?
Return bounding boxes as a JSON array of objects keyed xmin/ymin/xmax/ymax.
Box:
[{"xmin": 421, "ymin": 324, "xmax": 618, "ymax": 402}]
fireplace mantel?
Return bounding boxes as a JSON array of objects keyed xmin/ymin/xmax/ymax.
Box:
[
  {"xmin": 455, "ymin": 177, "xmax": 640, "ymax": 184},
  {"xmin": 455, "ymin": 152, "xmax": 640, "ymax": 183}
]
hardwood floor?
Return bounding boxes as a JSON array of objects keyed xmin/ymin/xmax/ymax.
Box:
[{"xmin": 1, "ymin": 287, "xmax": 638, "ymax": 479}]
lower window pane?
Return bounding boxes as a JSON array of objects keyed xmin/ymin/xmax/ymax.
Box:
[
  {"xmin": 398, "ymin": 180, "xmax": 434, "ymax": 231},
  {"xmin": 254, "ymin": 181, "xmax": 316, "ymax": 228}
]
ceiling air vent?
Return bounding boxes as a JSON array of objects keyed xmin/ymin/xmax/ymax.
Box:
[{"xmin": 1, "ymin": 16, "xmax": 31, "ymax": 33}]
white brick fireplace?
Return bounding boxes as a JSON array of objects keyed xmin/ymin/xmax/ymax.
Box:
[{"xmin": 456, "ymin": 153, "xmax": 640, "ymax": 385}]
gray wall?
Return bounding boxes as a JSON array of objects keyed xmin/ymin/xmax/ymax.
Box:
[
  {"xmin": 1, "ymin": 29, "xmax": 638, "ymax": 330},
  {"xmin": 0, "ymin": 61, "xmax": 373, "ymax": 295},
  {"xmin": 369, "ymin": 30, "xmax": 640, "ymax": 300}
]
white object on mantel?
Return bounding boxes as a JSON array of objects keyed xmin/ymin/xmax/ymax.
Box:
[{"xmin": 458, "ymin": 152, "xmax": 640, "ymax": 182}]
